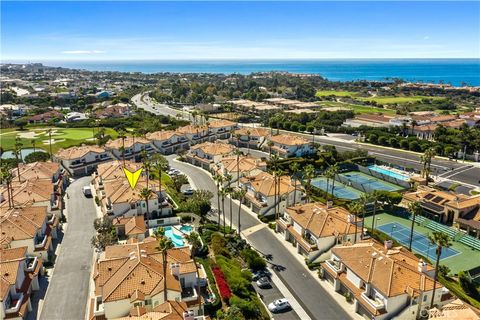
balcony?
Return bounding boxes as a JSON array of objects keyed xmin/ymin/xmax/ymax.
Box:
[
  {"xmin": 47, "ymin": 214, "xmax": 56, "ymax": 225},
  {"xmin": 5, "ymin": 293, "xmax": 24, "ymax": 315},
  {"xmin": 34, "ymin": 234, "xmax": 48, "ymax": 249},
  {"xmin": 25, "ymin": 257, "xmax": 38, "ymax": 272},
  {"xmin": 326, "ymin": 259, "xmax": 342, "ymax": 274},
  {"xmin": 93, "ymin": 296, "xmax": 105, "ymax": 316},
  {"xmin": 361, "ymin": 292, "xmax": 385, "ymax": 310},
  {"xmin": 181, "ymin": 286, "xmax": 199, "ymax": 302}
]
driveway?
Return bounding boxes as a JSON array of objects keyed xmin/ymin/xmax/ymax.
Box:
[
  {"xmin": 40, "ymin": 177, "xmax": 97, "ymax": 320},
  {"xmin": 167, "ymin": 157, "xmax": 352, "ymax": 320}
]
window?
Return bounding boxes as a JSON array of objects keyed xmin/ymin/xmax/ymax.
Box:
[
  {"xmin": 145, "ymin": 299, "xmax": 152, "ymax": 306},
  {"xmin": 423, "ymin": 295, "xmax": 427, "ymax": 302},
  {"xmin": 133, "ymin": 302, "xmax": 142, "ymax": 307}
]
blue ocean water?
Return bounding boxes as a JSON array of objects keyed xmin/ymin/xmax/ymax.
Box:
[{"xmin": 31, "ymin": 59, "xmax": 480, "ymax": 86}]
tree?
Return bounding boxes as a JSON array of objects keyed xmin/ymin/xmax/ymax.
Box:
[
  {"xmin": 152, "ymin": 154, "xmax": 168, "ymax": 197},
  {"xmin": 428, "ymin": 231, "xmax": 451, "ymax": 308},
  {"xmin": 47, "ymin": 128, "xmax": 53, "ymax": 161},
  {"xmin": 13, "ymin": 137, "xmax": 23, "ymax": 182},
  {"xmin": 140, "ymin": 187, "xmax": 152, "ymax": 221},
  {"xmin": 213, "ymin": 173, "xmax": 224, "ymax": 227},
  {"xmin": 172, "ymin": 174, "xmax": 189, "ymax": 191},
  {"xmin": 91, "ymin": 218, "xmax": 118, "ymax": 251},
  {"xmin": 0, "ymin": 164, "xmax": 14, "ymax": 208},
  {"xmin": 185, "ymin": 232, "xmax": 202, "ymax": 257},
  {"xmin": 290, "ymin": 162, "xmax": 300, "ymax": 204},
  {"xmin": 348, "ymin": 202, "xmax": 363, "ymax": 243},
  {"xmin": 157, "ymin": 236, "xmax": 174, "ymax": 302},
  {"xmin": 31, "ymin": 139, "xmax": 36, "ymax": 153},
  {"xmin": 14, "ymin": 118, "xmax": 28, "ymax": 130},
  {"xmin": 117, "ymin": 129, "xmax": 127, "ymax": 165},
  {"xmin": 25, "ymin": 151, "xmax": 49, "ymax": 163},
  {"xmin": 328, "ymin": 164, "xmax": 339, "ymax": 201},
  {"xmin": 407, "ymin": 202, "xmax": 422, "ymax": 250},
  {"xmin": 235, "ymin": 189, "xmax": 246, "ymax": 235},
  {"xmin": 369, "ymin": 191, "xmax": 380, "ymax": 231},
  {"xmin": 304, "ymin": 164, "xmax": 315, "ymax": 202},
  {"xmin": 359, "ymin": 193, "xmax": 370, "ymax": 240},
  {"xmin": 420, "ymin": 148, "xmax": 436, "ymax": 186}
]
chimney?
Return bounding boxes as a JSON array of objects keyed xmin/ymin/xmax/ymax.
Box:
[
  {"xmin": 170, "ymin": 262, "xmax": 180, "ymax": 277},
  {"xmin": 326, "ymin": 201, "xmax": 333, "ymax": 209},
  {"xmin": 183, "ymin": 310, "xmax": 195, "ymax": 320},
  {"xmin": 418, "ymin": 260, "xmax": 428, "ymax": 273},
  {"xmin": 384, "ymin": 240, "xmax": 393, "ymax": 250}
]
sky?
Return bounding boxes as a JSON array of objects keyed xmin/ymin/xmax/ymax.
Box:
[{"xmin": 1, "ymin": 1, "xmax": 479, "ymax": 60}]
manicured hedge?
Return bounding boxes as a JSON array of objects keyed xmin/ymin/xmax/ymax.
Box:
[{"xmin": 212, "ymin": 266, "xmax": 232, "ymax": 301}]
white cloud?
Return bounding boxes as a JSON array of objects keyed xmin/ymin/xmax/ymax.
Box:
[{"xmin": 61, "ymin": 50, "xmax": 106, "ymax": 54}]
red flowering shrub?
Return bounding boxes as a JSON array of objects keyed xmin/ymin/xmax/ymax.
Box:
[{"xmin": 212, "ymin": 266, "xmax": 232, "ymax": 301}]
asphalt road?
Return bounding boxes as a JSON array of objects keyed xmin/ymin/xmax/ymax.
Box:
[
  {"xmin": 167, "ymin": 156, "xmax": 352, "ymax": 320},
  {"xmin": 40, "ymin": 177, "xmax": 96, "ymax": 320}
]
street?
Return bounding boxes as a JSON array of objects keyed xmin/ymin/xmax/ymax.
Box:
[
  {"xmin": 40, "ymin": 177, "xmax": 97, "ymax": 320},
  {"xmin": 168, "ymin": 156, "xmax": 352, "ymax": 320}
]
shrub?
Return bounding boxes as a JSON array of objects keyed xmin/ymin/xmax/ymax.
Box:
[
  {"xmin": 241, "ymin": 248, "xmax": 266, "ymax": 271},
  {"xmin": 212, "ymin": 266, "xmax": 232, "ymax": 301},
  {"xmin": 459, "ymin": 271, "xmax": 479, "ymax": 298},
  {"xmin": 25, "ymin": 151, "xmax": 49, "ymax": 163}
]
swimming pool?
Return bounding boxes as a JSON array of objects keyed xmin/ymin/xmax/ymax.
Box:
[
  {"xmin": 311, "ymin": 177, "xmax": 363, "ymax": 200},
  {"xmin": 162, "ymin": 225, "xmax": 194, "ymax": 247},
  {"xmin": 367, "ymin": 165, "xmax": 409, "ymax": 181}
]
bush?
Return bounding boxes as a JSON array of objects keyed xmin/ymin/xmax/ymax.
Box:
[
  {"xmin": 24, "ymin": 151, "xmax": 49, "ymax": 163},
  {"xmin": 459, "ymin": 271, "xmax": 479, "ymax": 298},
  {"xmin": 212, "ymin": 266, "xmax": 232, "ymax": 302},
  {"xmin": 180, "ymin": 215, "xmax": 192, "ymax": 223},
  {"xmin": 241, "ymin": 248, "xmax": 266, "ymax": 271}
]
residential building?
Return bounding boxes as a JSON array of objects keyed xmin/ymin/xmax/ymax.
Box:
[
  {"xmin": 238, "ymin": 172, "xmax": 304, "ymax": 216},
  {"xmin": 105, "ymin": 137, "xmax": 154, "ymax": 162},
  {"xmin": 0, "ymin": 205, "xmax": 57, "ymax": 262},
  {"xmin": 94, "ymin": 103, "xmax": 133, "ymax": 119},
  {"xmin": 146, "ymin": 130, "xmax": 189, "ymax": 155},
  {"xmin": 344, "ymin": 114, "xmax": 394, "ymax": 128},
  {"xmin": 92, "ymin": 160, "xmax": 143, "ymax": 198},
  {"xmin": 10, "ymin": 161, "xmax": 66, "ymax": 194},
  {"xmin": 230, "ymin": 127, "xmax": 270, "ymax": 149},
  {"xmin": 321, "ymin": 241, "xmax": 451, "ymax": 320},
  {"xmin": 28, "ymin": 110, "xmax": 63, "ymax": 124},
  {"xmin": 0, "ymin": 247, "xmax": 43, "ymax": 320},
  {"xmin": 65, "ymin": 111, "xmax": 88, "ymax": 122},
  {"xmin": 100, "ymin": 178, "xmax": 172, "ymax": 221},
  {"xmin": 54, "ymin": 145, "xmax": 111, "ymax": 176},
  {"xmin": 403, "ymin": 186, "xmax": 480, "ymax": 238},
  {"xmin": 214, "ymin": 155, "xmax": 266, "ymax": 185},
  {"xmin": 89, "ymin": 238, "xmax": 206, "ymax": 319},
  {"xmin": 111, "ymin": 300, "xmax": 208, "ymax": 320},
  {"xmin": 227, "ymin": 99, "xmax": 280, "ymax": 114},
  {"xmin": 412, "ymin": 119, "xmax": 466, "ymax": 140},
  {"xmin": 266, "ymin": 134, "xmax": 314, "ymax": 157},
  {"xmin": 428, "ymin": 298, "xmax": 480, "ymax": 320},
  {"xmin": 186, "ymin": 142, "xmax": 235, "ymax": 171},
  {"xmin": 175, "ymin": 125, "xmax": 215, "ymax": 145},
  {"xmin": 207, "ymin": 119, "xmax": 237, "ymax": 139},
  {"xmin": 459, "ymin": 110, "xmax": 480, "ymax": 127},
  {"xmin": 276, "ymin": 202, "xmax": 362, "ymax": 261},
  {"xmin": 112, "ymin": 216, "xmax": 147, "ymax": 242}
]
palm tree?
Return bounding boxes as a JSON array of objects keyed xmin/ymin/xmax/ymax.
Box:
[
  {"xmin": 410, "ymin": 119, "xmax": 418, "ymax": 135},
  {"xmin": 13, "ymin": 138, "xmax": 23, "ymax": 182},
  {"xmin": 47, "ymin": 128, "xmax": 53, "ymax": 161},
  {"xmin": 304, "ymin": 164, "xmax": 315, "ymax": 202},
  {"xmin": 420, "ymin": 148, "xmax": 436, "ymax": 186},
  {"xmin": 224, "ymin": 173, "xmax": 234, "ymax": 231},
  {"xmin": 140, "ymin": 187, "xmax": 152, "ymax": 221},
  {"xmin": 359, "ymin": 193, "xmax": 370, "ymax": 240},
  {"xmin": 234, "ymin": 149, "xmax": 242, "ymax": 187},
  {"xmin": 117, "ymin": 129, "xmax": 127, "ymax": 165},
  {"xmin": 246, "ymin": 130, "xmax": 251, "ymax": 155},
  {"xmin": 428, "ymin": 232, "xmax": 451, "ymax": 308},
  {"xmin": 213, "ymin": 173, "xmax": 223, "ymax": 227},
  {"xmin": 235, "ymin": 189, "xmax": 246, "ymax": 235},
  {"xmin": 31, "ymin": 139, "xmax": 36, "ymax": 153},
  {"xmin": 408, "ymin": 202, "xmax": 423, "ymax": 250},
  {"xmin": 153, "ymin": 227, "xmax": 165, "ymax": 239},
  {"xmin": 290, "ymin": 162, "xmax": 300, "ymax": 204},
  {"xmin": 142, "ymin": 155, "xmax": 151, "ymax": 188},
  {"xmin": 157, "ymin": 236, "xmax": 174, "ymax": 303},
  {"xmin": 370, "ymin": 191, "xmax": 380, "ymax": 231},
  {"xmin": 153, "ymin": 155, "xmax": 168, "ymax": 198},
  {"xmin": 328, "ymin": 164, "xmax": 339, "ymax": 201},
  {"xmin": 0, "ymin": 165, "xmax": 13, "ymax": 208},
  {"xmin": 219, "ymin": 188, "xmax": 227, "ymax": 235},
  {"xmin": 348, "ymin": 202, "xmax": 363, "ymax": 243},
  {"xmin": 185, "ymin": 232, "xmax": 201, "ymax": 256},
  {"xmin": 267, "ymin": 140, "xmax": 274, "ymax": 157}
]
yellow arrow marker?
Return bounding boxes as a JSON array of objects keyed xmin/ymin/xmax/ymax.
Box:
[{"xmin": 123, "ymin": 167, "xmax": 143, "ymax": 189}]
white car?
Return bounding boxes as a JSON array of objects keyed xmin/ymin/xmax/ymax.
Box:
[
  {"xmin": 82, "ymin": 186, "xmax": 92, "ymax": 197},
  {"xmin": 268, "ymin": 298, "xmax": 291, "ymax": 313}
]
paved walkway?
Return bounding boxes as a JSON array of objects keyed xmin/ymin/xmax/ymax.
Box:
[{"xmin": 40, "ymin": 177, "xmax": 97, "ymax": 320}]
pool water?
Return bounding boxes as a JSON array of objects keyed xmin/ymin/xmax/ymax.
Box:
[
  {"xmin": 163, "ymin": 225, "xmax": 194, "ymax": 247},
  {"xmin": 368, "ymin": 165, "xmax": 409, "ymax": 181},
  {"xmin": 1, "ymin": 148, "xmax": 46, "ymax": 159},
  {"xmin": 180, "ymin": 225, "xmax": 193, "ymax": 233}
]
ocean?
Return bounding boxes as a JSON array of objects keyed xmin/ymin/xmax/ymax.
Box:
[{"xmin": 24, "ymin": 59, "xmax": 480, "ymax": 86}]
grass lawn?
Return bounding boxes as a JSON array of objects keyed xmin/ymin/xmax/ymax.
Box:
[
  {"xmin": 364, "ymin": 212, "xmax": 480, "ymax": 274},
  {"xmin": 316, "ymin": 90, "xmax": 359, "ymax": 97},
  {"xmin": 318, "ymin": 101, "xmax": 397, "ymax": 115},
  {"xmin": 357, "ymin": 95, "xmax": 445, "ymax": 105},
  {"xmin": 0, "ymin": 127, "xmax": 119, "ymax": 153}
]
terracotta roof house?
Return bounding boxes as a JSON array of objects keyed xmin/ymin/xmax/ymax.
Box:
[
  {"xmin": 112, "ymin": 216, "xmax": 147, "ymax": 241},
  {"xmin": 94, "ymin": 103, "xmax": 133, "ymax": 119},
  {"xmin": 10, "ymin": 161, "xmax": 67, "ymax": 194},
  {"xmin": 28, "ymin": 110, "xmax": 63, "ymax": 124},
  {"xmin": 230, "ymin": 127, "xmax": 270, "ymax": 149},
  {"xmin": 403, "ymin": 186, "xmax": 480, "ymax": 239},
  {"xmin": 0, "ymin": 247, "xmax": 43, "ymax": 320},
  {"xmin": 105, "ymin": 137, "xmax": 154, "ymax": 162},
  {"xmin": 276, "ymin": 202, "xmax": 362, "ymax": 261},
  {"xmin": 428, "ymin": 298, "xmax": 480, "ymax": 320},
  {"xmin": 92, "ymin": 160, "xmax": 143, "ymax": 197},
  {"xmin": 266, "ymin": 134, "xmax": 314, "ymax": 157},
  {"xmin": 207, "ymin": 120, "xmax": 237, "ymax": 139},
  {"xmin": 54, "ymin": 145, "xmax": 111, "ymax": 177},
  {"xmin": 186, "ymin": 142, "xmax": 235, "ymax": 170},
  {"xmin": 89, "ymin": 238, "xmax": 206, "ymax": 320},
  {"xmin": 238, "ymin": 172, "xmax": 304, "ymax": 217},
  {"xmin": 175, "ymin": 125, "xmax": 214, "ymax": 145},
  {"xmin": 0, "ymin": 205, "xmax": 58, "ymax": 262},
  {"xmin": 214, "ymin": 155, "xmax": 267, "ymax": 185},
  {"xmin": 146, "ymin": 130, "xmax": 189, "ymax": 155},
  {"xmin": 320, "ymin": 241, "xmax": 452, "ymax": 320},
  {"xmin": 413, "ymin": 119, "xmax": 466, "ymax": 140},
  {"xmin": 228, "ymin": 99, "xmax": 280, "ymax": 114},
  {"xmin": 112, "ymin": 300, "xmax": 209, "ymax": 320}
]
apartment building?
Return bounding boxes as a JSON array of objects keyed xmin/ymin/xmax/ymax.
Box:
[
  {"xmin": 112, "ymin": 216, "xmax": 147, "ymax": 242},
  {"xmin": 238, "ymin": 172, "xmax": 304, "ymax": 216},
  {"xmin": 207, "ymin": 119, "xmax": 237, "ymax": 139},
  {"xmin": 92, "ymin": 160, "xmax": 142, "ymax": 197},
  {"xmin": 266, "ymin": 134, "xmax": 314, "ymax": 157},
  {"xmin": 175, "ymin": 125, "xmax": 214, "ymax": 145},
  {"xmin": 0, "ymin": 205, "xmax": 58, "ymax": 262},
  {"xmin": 321, "ymin": 241, "xmax": 451, "ymax": 320},
  {"xmin": 105, "ymin": 137, "xmax": 154, "ymax": 162},
  {"xmin": 0, "ymin": 247, "xmax": 43, "ymax": 320},
  {"xmin": 186, "ymin": 142, "xmax": 235, "ymax": 171},
  {"xmin": 89, "ymin": 238, "xmax": 206, "ymax": 319},
  {"xmin": 146, "ymin": 130, "xmax": 189, "ymax": 155},
  {"xmin": 10, "ymin": 161, "xmax": 67, "ymax": 194},
  {"xmin": 54, "ymin": 145, "xmax": 111, "ymax": 176},
  {"xmin": 230, "ymin": 127, "xmax": 270, "ymax": 149},
  {"xmin": 276, "ymin": 202, "xmax": 362, "ymax": 261},
  {"xmin": 214, "ymin": 155, "xmax": 266, "ymax": 185}
]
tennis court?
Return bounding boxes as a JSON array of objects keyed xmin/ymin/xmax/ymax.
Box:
[
  {"xmin": 311, "ymin": 177, "xmax": 363, "ymax": 200},
  {"xmin": 339, "ymin": 171, "xmax": 404, "ymax": 193},
  {"xmin": 377, "ymin": 222, "xmax": 460, "ymax": 261}
]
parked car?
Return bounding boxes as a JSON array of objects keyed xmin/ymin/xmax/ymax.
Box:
[
  {"xmin": 82, "ymin": 186, "xmax": 92, "ymax": 197},
  {"xmin": 181, "ymin": 188, "xmax": 194, "ymax": 196},
  {"xmin": 268, "ymin": 298, "xmax": 291, "ymax": 313},
  {"xmin": 252, "ymin": 269, "xmax": 271, "ymax": 281},
  {"xmin": 256, "ymin": 277, "xmax": 272, "ymax": 289},
  {"xmin": 168, "ymin": 169, "xmax": 181, "ymax": 176}
]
